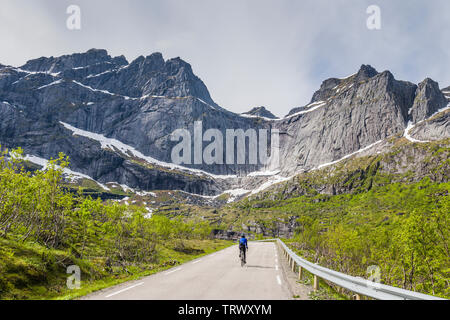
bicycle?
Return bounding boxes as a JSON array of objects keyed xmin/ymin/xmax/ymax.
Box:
[{"xmin": 239, "ymin": 245, "xmax": 247, "ymax": 267}]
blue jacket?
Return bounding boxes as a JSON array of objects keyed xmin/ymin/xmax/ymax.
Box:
[{"xmin": 239, "ymin": 237, "xmax": 248, "ymax": 248}]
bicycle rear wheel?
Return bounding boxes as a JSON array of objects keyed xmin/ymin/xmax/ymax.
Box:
[{"xmin": 240, "ymin": 248, "xmax": 246, "ymax": 267}]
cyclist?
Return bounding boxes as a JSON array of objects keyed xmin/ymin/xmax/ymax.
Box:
[{"xmin": 238, "ymin": 234, "xmax": 248, "ymax": 264}]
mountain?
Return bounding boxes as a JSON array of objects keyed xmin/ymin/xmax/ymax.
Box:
[
  {"xmin": 0, "ymin": 50, "xmax": 449, "ymax": 198},
  {"xmin": 242, "ymin": 106, "xmax": 278, "ymax": 119},
  {"xmin": 0, "ymin": 49, "xmax": 268, "ymax": 196},
  {"xmin": 273, "ymin": 65, "xmax": 449, "ymax": 175}
]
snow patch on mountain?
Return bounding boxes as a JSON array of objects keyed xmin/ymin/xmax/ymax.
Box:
[
  {"xmin": 72, "ymin": 80, "xmax": 135, "ymax": 100},
  {"xmin": 404, "ymin": 104, "xmax": 450, "ymax": 143},
  {"xmin": 59, "ymin": 121, "xmax": 238, "ymax": 179},
  {"xmin": 250, "ymin": 175, "xmax": 293, "ymax": 195},
  {"xmin": 280, "ymin": 101, "xmax": 327, "ymax": 120},
  {"xmin": 86, "ymin": 70, "xmax": 114, "ymax": 78},
  {"xmin": 222, "ymin": 188, "xmax": 250, "ymax": 202},
  {"xmin": 119, "ymin": 184, "xmax": 135, "ymax": 193},
  {"xmin": 136, "ymin": 191, "xmax": 157, "ymax": 197},
  {"xmin": 247, "ymin": 170, "xmax": 280, "ymax": 177},
  {"xmin": 24, "ymin": 154, "xmax": 110, "ymax": 191},
  {"xmin": 15, "ymin": 67, "xmax": 60, "ymax": 77},
  {"xmin": 239, "ymin": 113, "xmax": 277, "ymax": 121},
  {"xmin": 144, "ymin": 208, "xmax": 153, "ymax": 219},
  {"xmin": 316, "ymin": 140, "xmax": 383, "ymax": 170},
  {"xmin": 37, "ymin": 80, "xmax": 64, "ymax": 90}
]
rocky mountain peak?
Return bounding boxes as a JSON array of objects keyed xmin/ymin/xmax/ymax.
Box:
[
  {"xmin": 165, "ymin": 57, "xmax": 195, "ymax": 77},
  {"xmin": 29, "ymin": 49, "xmax": 219, "ymax": 106},
  {"xmin": 143, "ymin": 52, "xmax": 164, "ymax": 65},
  {"xmin": 409, "ymin": 78, "xmax": 447, "ymax": 123},
  {"xmin": 20, "ymin": 48, "xmax": 125, "ymax": 73},
  {"xmin": 309, "ymin": 64, "xmax": 379, "ymax": 104},
  {"xmin": 309, "ymin": 77, "xmax": 341, "ymax": 104},
  {"xmin": 242, "ymin": 106, "xmax": 278, "ymax": 119},
  {"xmin": 146, "ymin": 52, "xmax": 164, "ymax": 62},
  {"xmin": 111, "ymin": 55, "xmax": 129, "ymax": 66},
  {"xmin": 355, "ymin": 64, "xmax": 378, "ymax": 81},
  {"xmin": 130, "ymin": 52, "xmax": 165, "ymax": 74}
]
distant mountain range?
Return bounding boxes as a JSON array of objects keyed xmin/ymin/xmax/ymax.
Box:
[{"xmin": 0, "ymin": 49, "xmax": 448, "ymax": 197}]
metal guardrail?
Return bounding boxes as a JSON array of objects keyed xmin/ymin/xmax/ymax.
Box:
[{"xmin": 255, "ymin": 238, "xmax": 445, "ymax": 300}]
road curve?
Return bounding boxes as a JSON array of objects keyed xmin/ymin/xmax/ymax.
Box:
[{"xmin": 82, "ymin": 242, "xmax": 292, "ymax": 300}]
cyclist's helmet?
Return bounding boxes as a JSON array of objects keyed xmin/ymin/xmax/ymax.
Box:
[{"xmin": 241, "ymin": 233, "xmax": 246, "ymax": 238}]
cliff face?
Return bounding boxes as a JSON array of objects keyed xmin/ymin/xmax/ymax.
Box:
[
  {"xmin": 275, "ymin": 67, "xmax": 409, "ymax": 174},
  {"xmin": 0, "ymin": 49, "xmax": 266, "ymax": 194},
  {"xmin": 271, "ymin": 66, "xmax": 449, "ymax": 175},
  {"xmin": 410, "ymin": 78, "xmax": 448, "ymax": 123},
  {"xmin": 0, "ymin": 50, "xmax": 448, "ymax": 195}
]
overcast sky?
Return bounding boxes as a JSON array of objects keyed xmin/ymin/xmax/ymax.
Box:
[{"xmin": 0, "ymin": 0, "xmax": 448, "ymax": 116}]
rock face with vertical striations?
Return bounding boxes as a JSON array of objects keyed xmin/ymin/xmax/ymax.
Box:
[
  {"xmin": 409, "ymin": 78, "xmax": 448, "ymax": 123},
  {"xmin": 272, "ymin": 65, "xmax": 419, "ymax": 174},
  {"xmin": 0, "ymin": 50, "xmax": 449, "ymax": 196}
]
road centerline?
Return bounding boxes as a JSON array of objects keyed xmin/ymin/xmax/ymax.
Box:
[
  {"xmin": 164, "ymin": 267, "xmax": 182, "ymax": 275},
  {"xmin": 105, "ymin": 282, "xmax": 145, "ymax": 298}
]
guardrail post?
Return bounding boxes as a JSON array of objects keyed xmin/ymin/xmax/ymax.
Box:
[
  {"xmin": 313, "ymin": 275, "xmax": 319, "ymax": 291},
  {"xmin": 354, "ymin": 294, "xmax": 361, "ymax": 300},
  {"xmin": 298, "ymin": 266, "xmax": 303, "ymax": 280},
  {"xmin": 292, "ymin": 260, "xmax": 296, "ymax": 272}
]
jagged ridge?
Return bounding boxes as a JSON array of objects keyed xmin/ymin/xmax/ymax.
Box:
[{"xmin": 1, "ymin": 50, "xmax": 449, "ymax": 196}]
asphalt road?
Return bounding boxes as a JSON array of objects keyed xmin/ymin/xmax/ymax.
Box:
[{"xmin": 83, "ymin": 242, "xmax": 292, "ymax": 300}]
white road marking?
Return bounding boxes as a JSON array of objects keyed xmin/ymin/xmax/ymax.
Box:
[
  {"xmin": 275, "ymin": 265, "xmax": 279, "ymax": 271},
  {"xmin": 164, "ymin": 267, "xmax": 182, "ymax": 275},
  {"xmin": 192, "ymin": 259, "xmax": 203, "ymax": 264},
  {"xmin": 105, "ymin": 282, "xmax": 144, "ymax": 298},
  {"xmin": 277, "ymin": 275, "xmax": 282, "ymax": 285}
]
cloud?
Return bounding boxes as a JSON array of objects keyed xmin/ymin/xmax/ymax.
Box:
[{"xmin": 0, "ymin": 0, "xmax": 448, "ymax": 116}]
